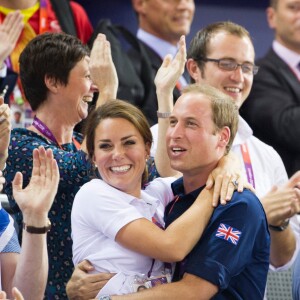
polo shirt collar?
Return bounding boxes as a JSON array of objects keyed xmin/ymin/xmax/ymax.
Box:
[
  {"xmin": 171, "ymin": 177, "xmax": 204, "ymax": 200},
  {"xmin": 233, "ymin": 116, "xmax": 253, "ymax": 147}
]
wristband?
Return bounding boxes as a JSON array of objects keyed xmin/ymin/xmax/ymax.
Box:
[
  {"xmin": 269, "ymin": 219, "xmax": 289, "ymax": 232},
  {"xmin": 157, "ymin": 111, "xmax": 171, "ymax": 119},
  {"xmin": 23, "ymin": 218, "xmax": 51, "ymax": 234}
]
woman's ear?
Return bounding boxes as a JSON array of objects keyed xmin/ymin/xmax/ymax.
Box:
[
  {"xmin": 145, "ymin": 142, "xmax": 151, "ymax": 159},
  {"xmin": 91, "ymin": 154, "xmax": 97, "ymax": 166},
  {"xmin": 44, "ymin": 75, "xmax": 59, "ymax": 93}
]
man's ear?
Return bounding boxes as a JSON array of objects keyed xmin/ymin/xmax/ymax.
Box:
[
  {"xmin": 131, "ymin": 0, "xmax": 146, "ymax": 15},
  {"xmin": 44, "ymin": 75, "xmax": 59, "ymax": 94},
  {"xmin": 186, "ymin": 58, "xmax": 201, "ymax": 82},
  {"xmin": 218, "ymin": 127, "xmax": 230, "ymax": 148},
  {"xmin": 266, "ymin": 7, "xmax": 276, "ymax": 29}
]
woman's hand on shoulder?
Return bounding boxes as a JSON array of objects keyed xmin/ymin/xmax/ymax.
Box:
[{"xmin": 206, "ymin": 151, "xmax": 255, "ymax": 207}]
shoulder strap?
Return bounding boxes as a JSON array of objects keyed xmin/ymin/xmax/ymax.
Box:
[{"xmin": 50, "ymin": 0, "xmax": 77, "ymax": 36}]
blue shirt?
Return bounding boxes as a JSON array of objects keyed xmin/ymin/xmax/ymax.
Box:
[
  {"xmin": 165, "ymin": 177, "xmax": 270, "ymax": 299},
  {"xmin": 0, "ymin": 204, "xmax": 20, "ymax": 253},
  {"xmin": 292, "ymin": 251, "xmax": 300, "ymax": 298}
]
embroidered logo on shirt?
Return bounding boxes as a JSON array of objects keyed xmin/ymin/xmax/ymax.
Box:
[{"xmin": 215, "ymin": 223, "xmax": 241, "ymax": 245}]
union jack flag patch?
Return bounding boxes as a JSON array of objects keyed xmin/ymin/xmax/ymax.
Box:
[{"xmin": 215, "ymin": 223, "xmax": 242, "ymax": 246}]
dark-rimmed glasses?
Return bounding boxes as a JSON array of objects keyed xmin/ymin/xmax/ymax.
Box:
[{"xmin": 196, "ymin": 57, "xmax": 259, "ymax": 75}]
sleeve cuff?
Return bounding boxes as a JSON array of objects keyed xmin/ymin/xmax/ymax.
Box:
[{"xmin": 0, "ymin": 63, "xmax": 7, "ymax": 78}]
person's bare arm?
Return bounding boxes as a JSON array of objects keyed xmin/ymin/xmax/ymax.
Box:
[
  {"xmin": 261, "ymin": 171, "xmax": 300, "ymax": 267},
  {"xmin": 154, "ymin": 35, "xmax": 186, "ymax": 178},
  {"xmin": 116, "ymin": 188, "xmax": 214, "ymax": 262},
  {"xmin": 110, "ymin": 273, "xmax": 218, "ymax": 300},
  {"xmin": 0, "ymin": 97, "xmax": 11, "ymax": 170},
  {"xmin": 66, "ymin": 260, "xmax": 115, "ymax": 300},
  {"xmin": 3, "ymin": 147, "xmax": 59, "ymax": 300},
  {"xmin": 0, "ymin": 252, "xmax": 18, "ymax": 298}
]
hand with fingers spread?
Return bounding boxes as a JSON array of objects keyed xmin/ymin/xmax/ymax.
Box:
[
  {"xmin": 0, "ymin": 11, "xmax": 23, "ymax": 67},
  {"xmin": 66, "ymin": 260, "xmax": 115, "ymax": 300},
  {"xmin": 89, "ymin": 33, "xmax": 118, "ymax": 106},
  {"xmin": 0, "ymin": 96, "xmax": 11, "ymax": 170},
  {"xmin": 12, "ymin": 146, "xmax": 59, "ymax": 226},
  {"xmin": 0, "ymin": 147, "xmax": 59, "ymax": 300},
  {"xmin": 155, "ymin": 35, "xmax": 186, "ymax": 96}
]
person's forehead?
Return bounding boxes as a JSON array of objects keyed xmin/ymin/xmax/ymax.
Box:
[
  {"xmin": 207, "ymin": 32, "xmax": 255, "ymax": 61},
  {"xmin": 174, "ymin": 92, "xmax": 212, "ymax": 116},
  {"xmin": 151, "ymin": 0, "xmax": 195, "ymax": 4},
  {"xmin": 278, "ymin": 0, "xmax": 300, "ymax": 7}
]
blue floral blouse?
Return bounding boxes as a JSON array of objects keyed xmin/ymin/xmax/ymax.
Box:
[{"xmin": 3, "ymin": 128, "xmax": 92, "ymax": 299}]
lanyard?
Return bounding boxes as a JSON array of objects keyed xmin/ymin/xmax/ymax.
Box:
[
  {"xmin": 167, "ymin": 195, "xmax": 180, "ymax": 215},
  {"xmin": 240, "ymin": 142, "xmax": 255, "ymax": 189},
  {"xmin": 32, "ymin": 116, "xmax": 81, "ymax": 150}
]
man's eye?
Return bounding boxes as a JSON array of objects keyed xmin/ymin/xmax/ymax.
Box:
[
  {"xmin": 187, "ymin": 121, "xmax": 196, "ymax": 126},
  {"xmin": 222, "ymin": 61, "xmax": 234, "ymax": 67},
  {"xmin": 289, "ymin": 4, "xmax": 300, "ymax": 11},
  {"xmin": 169, "ymin": 120, "xmax": 177, "ymax": 126},
  {"xmin": 242, "ymin": 65, "xmax": 252, "ymax": 73}
]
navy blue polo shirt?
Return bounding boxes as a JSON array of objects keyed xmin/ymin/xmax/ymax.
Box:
[{"xmin": 165, "ymin": 177, "xmax": 270, "ymax": 299}]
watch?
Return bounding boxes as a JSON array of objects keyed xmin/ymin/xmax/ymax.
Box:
[
  {"xmin": 23, "ymin": 218, "xmax": 51, "ymax": 234},
  {"xmin": 269, "ymin": 219, "xmax": 290, "ymax": 232},
  {"xmin": 157, "ymin": 111, "xmax": 171, "ymax": 119},
  {"xmin": 98, "ymin": 296, "xmax": 112, "ymax": 300}
]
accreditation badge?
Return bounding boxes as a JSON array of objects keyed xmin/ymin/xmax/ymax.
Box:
[{"xmin": 131, "ymin": 269, "xmax": 172, "ymax": 292}]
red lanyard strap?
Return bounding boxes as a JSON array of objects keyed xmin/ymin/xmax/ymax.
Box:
[{"xmin": 240, "ymin": 143, "xmax": 255, "ymax": 189}]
